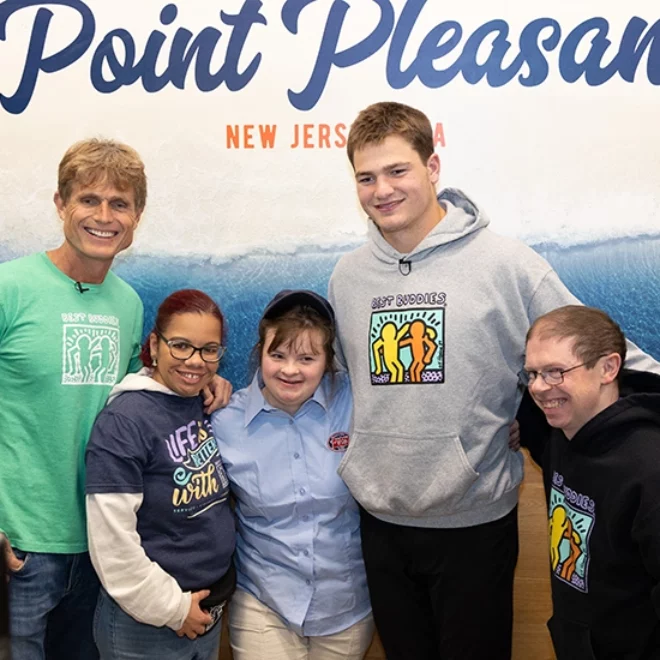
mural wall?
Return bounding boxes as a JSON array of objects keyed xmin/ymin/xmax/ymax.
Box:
[{"xmin": 1, "ymin": 0, "xmax": 659, "ymax": 387}]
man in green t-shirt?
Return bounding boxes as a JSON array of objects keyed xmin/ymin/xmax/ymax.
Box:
[
  {"xmin": 0, "ymin": 139, "xmax": 147, "ymax": 660},
  {"xmin": 0, "ymin": 139, "xmax": 232, "ymax": 660}
]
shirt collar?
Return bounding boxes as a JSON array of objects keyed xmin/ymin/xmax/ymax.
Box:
[{"xmin": 243, "ymin": 370, "xmax": 330, "ymax": 427}]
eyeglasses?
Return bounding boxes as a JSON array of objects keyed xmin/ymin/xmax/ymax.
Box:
[
  {"xmin": 519, "ymin": 356, "xmax": 606, "ymax": 387},
  {"xmin": 156, "ymin": 331, "xmax": 226, "ymax": 363}
]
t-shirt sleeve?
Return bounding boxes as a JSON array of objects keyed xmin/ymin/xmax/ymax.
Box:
[
  {"xmin": 128, "ymin": 298, "xmax": 145, "ymax": 374},
  {"xmin": 86, "ymin": 409, "xmax": 149, "ymax": 494},
  {"xmin": 0, "ymin": 301, "xmax": 7, "ymax": 343}
]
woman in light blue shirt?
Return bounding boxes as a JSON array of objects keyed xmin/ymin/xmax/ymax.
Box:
[{"xmin": 211, "ymin": 290, "xmax": 373, "ymax": 659}]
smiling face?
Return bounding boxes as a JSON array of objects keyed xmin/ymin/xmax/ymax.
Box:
[
  {"xmin": 149, "ymin": 312, "xmax": 222, "ymax": 397},
  {"xmin": 353, "ymin": 135, "xmax": 445, "ymax": 253},
  {"xmin": 260, "ymin": 327, "xmax": 327, "ymax": 416},
  {"xmin": 53, "ymin": 180, "xmax": 141, "ymax": 281},
  {"xmin": 524, "ymin": 334, "xmax": 620, "ymax": 440}
]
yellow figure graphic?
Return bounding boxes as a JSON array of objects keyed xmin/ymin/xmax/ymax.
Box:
[
  {"xmin": 549, "ymin": 506, "xmax": 583, "ymax": 582},
  {"xmin": 373, "ymin": 321, "xmax": 410, "ymax": 383},
  {"xmin": 399, "ymin": 320, "xmax": 438, "ymax": 383}
]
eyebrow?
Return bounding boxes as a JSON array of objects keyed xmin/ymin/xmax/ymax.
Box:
[
  {"xmin": 524, "ymin": 364, "xmax": 564, "ymax": 372},
  {"xmin": 76, "ymin": 191, "xmax": 132, "ymax": 203},
  {"xmin": 168, "ymin": 336, "xmax": 219, "ymax": 345},
  {"xmin": 354, "ymin": 161, "xmax": 411, "ymax": 178}
]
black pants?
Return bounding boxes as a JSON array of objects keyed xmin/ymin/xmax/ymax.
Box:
[{"xmin": 360, "ymin": 506, "xmax": 519, "ymax": 660}]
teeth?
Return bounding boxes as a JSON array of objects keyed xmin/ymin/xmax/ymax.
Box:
[
  {"xmin": 542, "ymin": 400, "xmax": 564, "ymax": 409},
  {"xmin": 87, "ymin": 228, "xmax": 116, "ymax": 238},
  {"xmin": 179, "ymin": 373, "xmax": 201, "ymax": 382}
]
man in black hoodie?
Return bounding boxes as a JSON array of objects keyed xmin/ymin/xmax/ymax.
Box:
[{"xmin": 519, "ymin": 305, "xmax": 660, "ymax": 659}]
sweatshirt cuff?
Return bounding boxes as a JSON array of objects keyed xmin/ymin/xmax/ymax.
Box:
[{"xmin": 165, "ymin": 591, "xmax": 192, "ymax": 631}]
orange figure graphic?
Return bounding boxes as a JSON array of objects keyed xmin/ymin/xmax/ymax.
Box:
[
  {"xmin": 373, "ymin": 321, "xmax": 410, "ymax": 383},
  {"xmin": 549, "ymin": 506, "xmax": 583, "ymax": 582},
  {"xmin": 399, "ymin": 320, "xmax": 438, "ymax": 383}
]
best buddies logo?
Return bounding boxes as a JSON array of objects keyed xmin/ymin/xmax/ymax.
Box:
[{"xmin": 1, "ymin": 0, "xmax": 659, "ymax": 115}]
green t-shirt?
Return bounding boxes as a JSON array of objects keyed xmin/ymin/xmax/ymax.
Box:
[{"xmin": 0, "ymin": 253, "xmax": 143, "ymax": 553}]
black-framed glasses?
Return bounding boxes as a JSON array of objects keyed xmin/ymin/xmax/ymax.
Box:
[
  {"xmin": 156, "ymin": 330, "xmax": 226, "ymax": 363},
  {"xmin": 519, "ymin": 355, "xmax": 608, "ymax": 387}
]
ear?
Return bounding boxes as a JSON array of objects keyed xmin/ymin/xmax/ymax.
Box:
[
  {"xmin": 149, "ymin": 333, "xmax": 159, "ymax": 363},
  {"xmin": 600, "ymin": 353, "xmax": 622, "ymax": 385},
  {"xmin": 53, "ymin": 191, "xmax": 66, "ymax": 220},
  {"xmin": 427, "ymin": 153, "xmax": 440, "ymax": 186},
  {"xmin": 133, "ymin": 211, "xmax": 143, "ymax": 228}
]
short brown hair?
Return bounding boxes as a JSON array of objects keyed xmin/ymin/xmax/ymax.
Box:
[
  {"xmin": 58, "ymin": 138, "xmax": 147, "ymax": 213},
  {"xmin": 253, "ymin": 305, "xmax": 336, "ymax": 378},
  {"xmin": 527, "ymin": 306, "xmax": 627, "ymax": 375},
  {"xmin": 347, "ymin": 101, "xmax": 435, "ymax": 166}
]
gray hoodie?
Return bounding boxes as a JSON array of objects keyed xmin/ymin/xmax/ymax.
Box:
[{"xmin": 329, "ymin": 188, "xmax": 658, "ymax": 529}]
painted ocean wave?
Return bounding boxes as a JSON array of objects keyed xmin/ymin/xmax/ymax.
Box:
[
  {"xmin": 116, "ymin": 236, "xmax": 660, "ymax": 389},
  {"xmin": 2, "ymin": 236, "xmax": 659, "ymax": 389},
  {"xmin": 5, "ymin": 220, "xmax": 660, "ymax": 264}
]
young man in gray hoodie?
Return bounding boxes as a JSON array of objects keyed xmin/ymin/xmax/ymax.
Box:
[{"xmin": 327, "ymin": 101, "xmax": 659, "ymax": 660}]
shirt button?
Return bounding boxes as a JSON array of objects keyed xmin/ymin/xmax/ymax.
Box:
[
  {"xmin": 299, "ymin": 487, "xmax": 306, "ymax": 495},
  {"xmin": 303, "ymin": 550, "xmax": 309, "ymax": 557},
  {"xmin": 294, "ymin": 452, "xmax": 300, "ymax": 459}
]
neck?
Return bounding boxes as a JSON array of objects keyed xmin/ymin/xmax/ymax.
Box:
[
  {"xmin": 47, "ymin": 244, "xmax": 112, "ymax": 284},
  {"xmin": 383, "ymin": 200, "xmax": 446, "ymax": 254}
]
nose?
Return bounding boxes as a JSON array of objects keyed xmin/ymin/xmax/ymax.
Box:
[
  {"xmin": 280, "ymin": 359, "xmax": 299, "ymax": 375},
  {"xmin": 374, "ymin": 176, "xmax": 394, "ymax": 198},
  {"xmin": 96, "ymin": 200, "xmax": 113, "ymax": 222},
  {"xmin": 529, "ymin": 375, "xmax": 551, "ymax": 396},
  {"xmin": 184, "ymin": 349, "xmax": 205, "ymax": 367}
]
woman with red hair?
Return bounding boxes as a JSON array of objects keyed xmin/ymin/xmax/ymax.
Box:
[{"xmin": 85, "ymin": 289, "xmax": 235, "ymax": 660}]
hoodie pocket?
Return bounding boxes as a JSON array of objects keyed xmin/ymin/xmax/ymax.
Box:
[
  {"xmin": 547, "ymin": 615, "xmax": 596, "ymax": 660},
  {"xmin": 337, "ymin": 430, "xmax": 479, "ymax": 517}
]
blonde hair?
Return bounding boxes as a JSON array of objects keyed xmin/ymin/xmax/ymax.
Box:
[{"xmin": 58, "ymin": 138, "xmax": 147, "ymax": 213}]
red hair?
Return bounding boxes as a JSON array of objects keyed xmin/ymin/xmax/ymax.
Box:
[{"xmin": 140, "ymin": 289, "xmax": 225, "ymax": 367}]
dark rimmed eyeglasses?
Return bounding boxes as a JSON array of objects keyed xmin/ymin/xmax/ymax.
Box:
[
  {"xmin": 519, "ymin": 355, "xmax": 608, "ymax": 387},
  {"xmin": 156, "ymin": 330, "xmax": 226, "ymax": 363}
]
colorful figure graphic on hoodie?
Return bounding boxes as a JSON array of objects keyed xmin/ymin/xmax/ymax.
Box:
[
  {"xmin": 370, "ymin": 308, "xmax": 444, "ymax": 385},
  {"xmin": 548, "ymin": 485, "xmax": 594, "ymax": 593},
  {"xmin": 399, "ymin": 320, "xmax": 438, "ymax": 383},
  {"xmin": 549, "ymin": 506, "xmax": 583, "ymax": 582},
  {"xmin": 372, "ymin": 321, "xmax": 411, "ymax": 383}
]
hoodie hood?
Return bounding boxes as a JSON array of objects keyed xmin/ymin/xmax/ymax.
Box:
[
  {"xmin": 107, "ymin": 366, "xmax": 177, "ymax": 404},
  {"xmin": 368, "ymin": 187, "xmax": 490, "ymax": 267},
  {"xmin": 569, "ymin": 369, "xmax": 660, "ymax": 455}
]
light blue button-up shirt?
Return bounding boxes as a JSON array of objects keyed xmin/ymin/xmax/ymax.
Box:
[{"xmin": 211, "ymin": 371, "xmax": 370, "ymax": 636}]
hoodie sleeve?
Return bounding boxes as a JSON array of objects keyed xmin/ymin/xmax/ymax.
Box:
[
  {"xmin": 516, "ymin": 389, "xmax": 551, "ymax": 468},
  {"xmin": 629, "ymin": 433, "xmax": 660, "ymax": 619},
  {"xmin": 328, "ymin": 276, "xmax": 348, "ymax": 370},
  {"xmin": 637, "ymin": 510, "xmax": 660, "ymax": 620},
  {"xmin": 86, "ymin": 493, "xmax": 191, "ymax": 630},
  {"xmin": 527, "ymin": 269, "xmax": 660, "ymax": 375}
]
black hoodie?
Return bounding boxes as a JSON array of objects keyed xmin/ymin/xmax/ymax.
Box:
[{"xmin": 518, "ymin": 370, "xmax": 660, "ymax": 660}]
